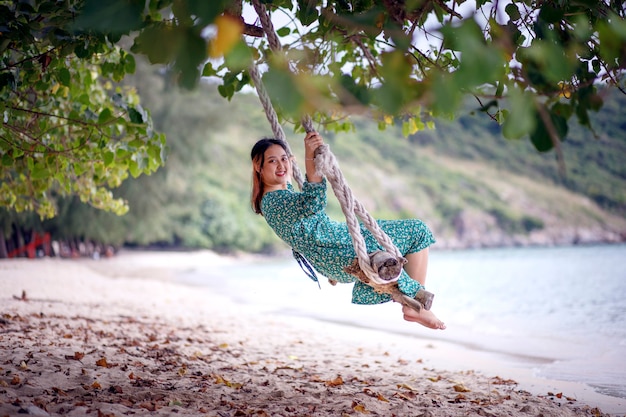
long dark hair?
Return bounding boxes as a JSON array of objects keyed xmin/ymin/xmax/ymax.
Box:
[{"xmin": 250, "ymin": 138, "xmax": 290, "ymax": 215}]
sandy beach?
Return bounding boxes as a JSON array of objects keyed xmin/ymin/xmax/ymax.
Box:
[{"xmin": 0, "ymin": 251, "xmax": 623, "ymax": 417}]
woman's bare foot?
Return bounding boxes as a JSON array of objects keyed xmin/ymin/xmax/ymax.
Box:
[{"xmin": 402, "ymin": 305, "xmax": 446, "ymax": 329}]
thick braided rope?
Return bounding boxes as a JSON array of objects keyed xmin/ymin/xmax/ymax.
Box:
[
  {"xmin": 252, "ymin": 0, "xmax": 282, "ymax": 52},
  {"xmin": 248, "ymin": 64, "xmax": 304, "ymax": 188},
  {"xmin": 302, "ymin": 116, "xmax": 400, "ymax": 283},
  {"xmin": 313, "ymin": 145, "xmax": 403, "ymax": 285},
  {"xmin": 248, "ymin": 65, "xmax": 285, "ymax": 142}
]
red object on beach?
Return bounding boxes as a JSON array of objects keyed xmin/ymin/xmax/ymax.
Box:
[{"xmin": 7, "ymin": 232, "xmax": 51, "ymax": 258}]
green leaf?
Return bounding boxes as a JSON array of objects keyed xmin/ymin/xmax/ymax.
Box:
[
  {"xmin": 597, "ymin": 19, "xmax": 626, "ymax": 65},
  {"xmin": 502, "ymin": 87, "xmax": 535, "ymax": 140},
  {"xmin": 333, "ymin": 6, "xmax": 384, "ymax": 38},
  {"xmin": 132, "ymin": 24, "xmax": 182, "ymax": 65},
  {"xmin": 218, "ymin": 83, "xmax": 235, "ymax": 99},
  {"xmin": 128, "ymin": 159, "xmax": 141, "ymax": 178},
  {"xmin": 128, "ymin": 107, "xmax": 144, "ymax": 124},
  {"xmin": 297, "ymin": 0, "xmax": 319, "ymax": 26},
  {"xmin": 385, "ymin": 22, "xmax": 411, "ymax": 50},
  {"xmin": 0, "ymin": 73, "xmax": 15, "ymax": 89},
  {"xmin": 202, "ymin": 62, "xmax": 218, "ymax": 77},
  {"xmin": 372, "ymin": 51, "xmax": 415, "ymax": 114},
  {"xmin": 495, "ymin": 80, "xmax": 504, "ymax": 97},
  {"xmin": 73, "ymin": 0, "xmax": 144, "ymax": 35},
  {"xmin": 128, "ymin": 139, "xmax": 144, "ymax": 148},
  {"xmin": 74, "ymin": 43, "xmax": 90, "ymax": 59},
  {"xmin": 430, "ymin": 73, "xmax": 460, "ymax": 116},
  {"xmin": 505, "ymin": 3, "xmax": 521, "ymax": 21},
  {"xmin": 103, "ymin": 151, "xmax": 115, "ymax": 166},
  {"xmin": 443, "ymin": 19, "xmax": 506, "ymax": 88},
  {"xmin": 262, "ymin": 67, "xmax": 304, "ymax": 117},
  {"xmin": 573, "ymin": 85, "xmax": 603, "ymax": 126},
  {"xmin": 571, "ymin": 14, "xmax": 592, "ymax": 42},
  {"xmin": 74, "ymin": 162, "xmax": 85, "ymax": 176},
  {"xmin": 551, "ymin": 102, "xmax": 573, "ymax": 120},
  {"xmin": 171, "ymin": 0, "xmax": 194, "ymax": 26},
  {"xmin": 1, "ymin": 153, "xmax": 12, "ymax": 166},
  {"xmin": 338, "ymin": 74, "xmax": 370, "ymax": 105},
  {"xmin": 147, "ymin": 148, "xmax": 161, "ymax": 169},
  {"xmin": 277, "ymin": 27, "xmax": 291, "ymax": 37},
  {"xmin": 224, "ymin": 41, "xmax": 253, "ymax": 71},
  {"xmin": 58, "ymin": 68, "xmax": 71, "ymax": 86},
  {"xmin": 526, "ymin": 40, "xmax": 576, "ymax": 84},
  {"xmin": 98, "ymin": 108, "xmax": 114, "ymax": 124},
  {"xmin": 591, "ymin": 59, "xmax": 601, "ymax": 74},
  {"xmin": 78, "ymin": 93, "xmax": 91, "ymax": 105},
  {"xmin": 124, "ymin": 53, "xmax": 136, "ymax": 74},
  {"xmin": 538, "ymin": 4, "xmax": 564, "ymax": 25},
  {"xmin": 31, "ymin": 164, "xmax": 49, "ymax": 179},
  {"xmin": 174, "ymin": 28, "xmax": 208, "ymax": 89},
  {"xmin": 186, "ymin": 0, "xmax": 228, "ymax": 26},
  {"xmin": 529, "ymin": 109, "xmax": 568, "ymax": 152},
  {"xmin": 401, "ymin": 118, "xmax": 423, "ymax": 137}
]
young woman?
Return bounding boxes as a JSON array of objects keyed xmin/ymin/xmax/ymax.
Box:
[{"xmin": 251, "ymin": 132, "xmax": 445, "ymax": 330}]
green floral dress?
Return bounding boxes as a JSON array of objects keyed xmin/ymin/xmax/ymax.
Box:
[{"xmin": 261, "ymin": 179, "xmax": 435, "ymax": 304}]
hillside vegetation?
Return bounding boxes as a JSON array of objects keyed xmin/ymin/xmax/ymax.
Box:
[{"xmin": 2, "ymin": 63, "xmax": 625, "ymax": 254}]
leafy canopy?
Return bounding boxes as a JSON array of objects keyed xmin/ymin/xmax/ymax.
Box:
[
  {"xmin": 127, "ymin": 0, "xmax": 624, "ymax": 148},
  {"xmin": 2, "ymin": 0, "xmax": 625, "ymax": 218},
  {"xmin": 0, "ymin": 0, "xmax": 165, "ymax": 218}
]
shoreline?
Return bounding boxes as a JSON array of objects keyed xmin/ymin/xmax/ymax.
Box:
[
  {"xmin": 1, "ymin": 251, "xmax": 624, "ymax": 416},
  {"xmin": 168, "ymin": 247, "xmax": 626, "ymax": 408}
]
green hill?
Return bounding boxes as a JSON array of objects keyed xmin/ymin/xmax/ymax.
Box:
[{"xmin": 3, "ymin": 62, "xmax": 625, "ymax": 254}]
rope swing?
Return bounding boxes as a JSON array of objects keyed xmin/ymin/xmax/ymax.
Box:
[{"xmin": 248, "ymin": 0, "xmax": 433, "ymax": 312}]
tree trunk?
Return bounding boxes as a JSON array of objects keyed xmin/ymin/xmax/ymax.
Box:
[{"xmin": 0, "ymin": 229, "xmax": 7, "ymax": 259}]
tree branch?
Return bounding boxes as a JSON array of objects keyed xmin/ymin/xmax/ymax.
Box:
[
  {"xmin": 0, "ymin": 46, "xmax": 62, "ymax": 73},
  {"xmin": 433, "ymin": 0, "xmax": 463, "ymax": 20},
  {"xmin": 351, "ymin": 36, "xmax": 379, "ymax": 76}
]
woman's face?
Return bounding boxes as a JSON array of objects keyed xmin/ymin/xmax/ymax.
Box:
[{"xmin": 260, "ymin": 144, "xmax": 291, "ymax": 190}]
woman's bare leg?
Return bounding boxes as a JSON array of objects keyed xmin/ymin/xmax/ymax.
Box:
[
  {"xmin": 404, "ymin": 249, "xmax": 429, "ymax": 286},
  {"xmin": 402, "ymin": 248, "xmax": 446, "ymax": 330}
]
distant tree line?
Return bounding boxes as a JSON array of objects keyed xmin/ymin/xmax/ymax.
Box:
[
  {"xmin": 1, "ymin": 62, "xmax": 280, "ymax": 258},
  {"xmin": 2, "ymin": 62, "xmax": 625, "ymax": 258}
]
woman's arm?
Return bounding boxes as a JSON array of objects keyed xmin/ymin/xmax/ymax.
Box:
[{"xmin": 304, "ymin": 131, "xmax": 324, "ymax": 183}]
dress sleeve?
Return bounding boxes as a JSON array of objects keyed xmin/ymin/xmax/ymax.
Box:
[
  {"xmin": 260, "ymin": 180, "xmax": 328, "ymax": 240},
  {"xmin": 296, "ymin": 178, "xmax": 327, "ymax": 216}
]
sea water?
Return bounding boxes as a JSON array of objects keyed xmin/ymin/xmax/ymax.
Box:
[
  {"xmin": 427, "ymin": 244, "xmax": 626, "ymax": 400},
  {"xmin": 178, "ymin": 244, "xmax": 626, "ymax": 402}
]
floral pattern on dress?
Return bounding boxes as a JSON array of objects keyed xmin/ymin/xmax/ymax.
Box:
[{"xmin": 261, "ymin": 179, "xmax": 435, "ymax": 304}]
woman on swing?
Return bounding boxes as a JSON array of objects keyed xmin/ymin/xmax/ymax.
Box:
[{"xmin": 251, "ymin": 131, "xmax": 445, "ymax": 330}]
